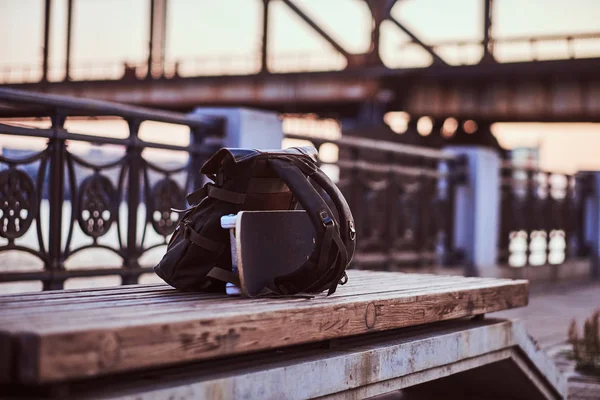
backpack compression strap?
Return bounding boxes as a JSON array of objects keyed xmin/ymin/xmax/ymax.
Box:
[
  {"xmin": 268, "ymin": 157, "xmax": 350, "ymax": 295},
  {"xmin": 283, "ymin": 155, "xmax": 356, "ymax": 264}
]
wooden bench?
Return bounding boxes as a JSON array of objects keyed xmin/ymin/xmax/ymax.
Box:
[{"xmin": 0, "ymin": 271, "xmax": 566, "ymax": 399}]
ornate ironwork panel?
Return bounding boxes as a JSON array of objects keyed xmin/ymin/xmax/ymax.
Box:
[
  {"xmin": 498, "ymin": 164, "xmax": 583, "ymax": 267},
  {"xmin": 0, "ymin": 168, "xmax": 36, "ymax": 240},
  {"xmin": 284, "ymin": 133, "xmax": 462, "ymax": 271},
  {"xmin": 0, "ymin": 88, "xmax": 223, "ymax": 289},
  {"xmin": 76, "ymin": 174, "xmax": 118, "ymax": 238},
  {"xmin": 148, "ymin": 177, "xmax": 185, "ymax": 237}
]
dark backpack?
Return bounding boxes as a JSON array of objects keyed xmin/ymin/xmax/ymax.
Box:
[{"xmin": 154, "ymin": 146, "xmax": 356, "ymax": 296}]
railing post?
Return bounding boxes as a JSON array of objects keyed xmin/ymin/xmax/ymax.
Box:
[
  {"xmin": 564, "ymin": 175, "xmax": 577, "ymax": 260},
  {"xmin": 123, "ymin": 119, "xmax": 142, "ymax": 285},
  {"xmin": 572, "ymin": 174, "xmax": 590, "ymax": 257},
  {"xmin": 46, "ymin": 112, "xmax": 67, "ymax": 290},
  {"xmin": 187, "ymin": 128, "xmax": 209, "ymax": 193},
  {"xmin": 343, "ymin": 146, "xmax": 361, "ymax": 268},
  {"xmin": 524, "ymin": 169, "xmax": 537, "ymax": 265},
  {"xmin": 384, "ymin": 152, "xmax": 396, "ymax": 269},
  {"xmin": 497, "ymin": 165, "xmax": 513, "ymax": 264},
  {"xmin": 441, "ymin": 155, "xmax": 464, "ymax": 266},
  {"xmin": 444, "ymin": 146, "xmax": 501, "ymax": 277}
]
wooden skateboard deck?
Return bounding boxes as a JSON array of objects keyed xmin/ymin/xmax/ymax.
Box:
[{"xmin": 235, "ymin": 210, "xmax": 316, "ymax": 297}]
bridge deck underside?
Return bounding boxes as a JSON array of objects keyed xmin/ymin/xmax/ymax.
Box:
[{"xmin": 3, "ymin": 58, "xmax": 600, "ymax": 122}]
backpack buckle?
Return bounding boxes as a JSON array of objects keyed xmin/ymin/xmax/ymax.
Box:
[
  {"xmin": 182, "ymin": 220, "xmax": 192, "ymax": 239},
  {"xmin": 217, "ymin": 167, "xmax": 224, "ymax": 186},
  {"xmin": 319, "ymin": 210, "xmax": 334, "ymax": 226}
]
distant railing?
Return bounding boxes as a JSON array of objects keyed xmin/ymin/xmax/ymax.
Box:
[
  {"xmin": 284, "ymin": 133, "xmax": 465, "ymax": 271},
  {"xmin": 498, "ymin": 162, "xmax": 588, "ymax": 267},
  {"xmin": 428, "ymin": 31, "xmax": 600, "ymax": 65},
  {"xmin": 0, "ymin": 51, "xmax": 348, "ymax": 84},
  {"xmin": 0, "ymin": 89, "xmax": 224, "ymax": 290}
]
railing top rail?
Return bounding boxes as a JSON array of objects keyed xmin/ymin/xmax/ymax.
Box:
[
  {"xmin": 427, "ymin": 31, "xmax": 600, "ymax": 47},
  {"xmin": 500, "ymin": 161, "xmax": 573, "ymax": 176},
  {"xmin": 285, "ymin": 133, "xmax": 457, "ymax": 161},
  {"xmin": 0, "ymin": 88, "xmax": 221, "ymax": 130}
]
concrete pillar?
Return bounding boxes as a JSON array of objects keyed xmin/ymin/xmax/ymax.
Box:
[
  {"xmin": 445, "ymin": 146, "xmax": 501, "ymax": 276},
  {"xmin": 581, "ymin": 172, "xmax": 600, "ymax": 280},
  {"xmin": 190, "ymin": 107, "xmax": 283, "ymax": 149},
  {"xmin": 186, "ymin": 107, "xmax": 283, "ymax": 193},
  {"xmin": 189, "ymin": 107, "xmax": 283, "ymax": 150}
]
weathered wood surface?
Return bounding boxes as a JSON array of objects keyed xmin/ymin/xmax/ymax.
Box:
[
  {"xmin": 0, "ymin": 270, "xmax": 529, "ymax": 384},
  {"xmin": 11, "ymin": 319, "xmax": 564, "ymax": 400}
]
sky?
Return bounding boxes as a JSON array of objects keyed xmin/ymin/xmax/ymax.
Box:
[
  {"xmin": 1, "ymin": 0, "xmax": 600, "ymax": 172},
  {"xmin": 2, "ymin": 0, "xmax": 600, "ymax": 71}
]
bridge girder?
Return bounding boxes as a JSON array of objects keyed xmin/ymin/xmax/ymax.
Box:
[{"xmin": 5, "ymin": 58, "xmax": 600, "ymax": 123}]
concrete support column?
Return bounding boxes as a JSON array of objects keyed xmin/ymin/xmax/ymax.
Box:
[
  {"xmin": 581, "ymin": 172, "xmax": 600, "ymax": 280},
  {"xmin": 190, "ymin": 107, "xmax": 283, "ymax": 149},
  {"xmin": 445, "ymin": 146, "xmax": 501, "ymax": 276}
]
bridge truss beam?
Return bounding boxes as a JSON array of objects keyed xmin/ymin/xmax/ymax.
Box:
[{"xmin": 5, "ymin": 58, "xmax": 600, "ymax": 123}]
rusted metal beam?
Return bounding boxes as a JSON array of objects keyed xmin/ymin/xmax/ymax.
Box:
[
  {"xmin": 389, "ymin": 16, "xmax": 448, "ymax": 66},
  {"xmin": 65, "ymin": 0, "xmax": 74, "ymax": 81},
  {"xmin": 147, "ymin": 0, "xmax": 154, "ymax": 78},
  {"xmin": 482, "ymin": 0, "xmax": 495, "ymax": 63},
  {"xmin": 361, "ymin": 0, "xmax": 398, "ymax": 67},
  {"xmin": 8, "ymin": 58, "xmax": 600, "ymax": 122},
  {"xmin": 157, "ymin": 0, "xmax": 168, "ymax": 76},
  {"xmin": 364, "ymin": 0, "xmax": 398, "ymax": 18},
  {"xmin": 281, "ymin": 0, "xmax": 350, "ymax": 60},
  {"xmin": 147, "ymin": 0, "xmax": 168, "ymax": 79},
  {"xmin": 261, "ymin": 0, "xmax": 270, "ymax": 73},
  {"xmin": 42, "ymin": 0, "xmax": 52, "ymax": 82}
]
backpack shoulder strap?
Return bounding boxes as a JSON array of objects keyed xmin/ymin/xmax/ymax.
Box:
[{"xmin": 268, "ymin": 157, "xmax": 349, "ymax": 295}]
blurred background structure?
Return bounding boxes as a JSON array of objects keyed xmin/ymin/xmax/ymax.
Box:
[{"xmin": 0, "ymin": 0, "xmax": 600, "ymax": 293}]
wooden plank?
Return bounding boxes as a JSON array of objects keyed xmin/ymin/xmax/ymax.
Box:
[
  {"xmin": 0, "ymin": 270, "xmax": 496, "ymax": 305},
  {"xmin": 0, "ymin": 276, "xmax": 516, "ymax": 328},
  {"xmin": 0, "ymin": 270, "xmax": 433, "ymax": 301},
  {"xmin": 0, "ymin": 279, "xmax": 521, "ymax": 335},
  {"xmin": 0, "ymin": 270, "xmax": 408, "ymax": 307},
  {"xmin": 0, "ymin": 283, "xmax": 170, "ymax": 303},
  {"xmin": 48, "ymin": 319, "xmax": 563, "ymax": 400},
  {"xmin": 0, "ymin": 270, "xmax": 419, "ymax": 304},
  {"xmin": 0, "ymin": 273, "xmax": 484, "ymax": 317},
  {"xmin": 2, "ymin": 274, "xmax": 528, "ymax": 383},
  {"xmin": 0, "ymin": 273, "xmax": 493, "ymax": 322}
]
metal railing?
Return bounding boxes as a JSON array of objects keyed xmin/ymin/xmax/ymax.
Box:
[
  {"xmin": 0, "ymin": 52, "xmax": 348, "ymax": 84},
  {"xmin": 285, "ymin": 133, "xmax": 465, "ymax": 271},
  {"xmin": 0, "ymin": 88, "xmax": 224, "ymax": 289},
  {"xmin": 498, "ymin": 162, "xmax": 588, "ymax": 267},
  {"xmin": 428, "ymin": 31, "xmax": 600, "ymax": 64}
]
